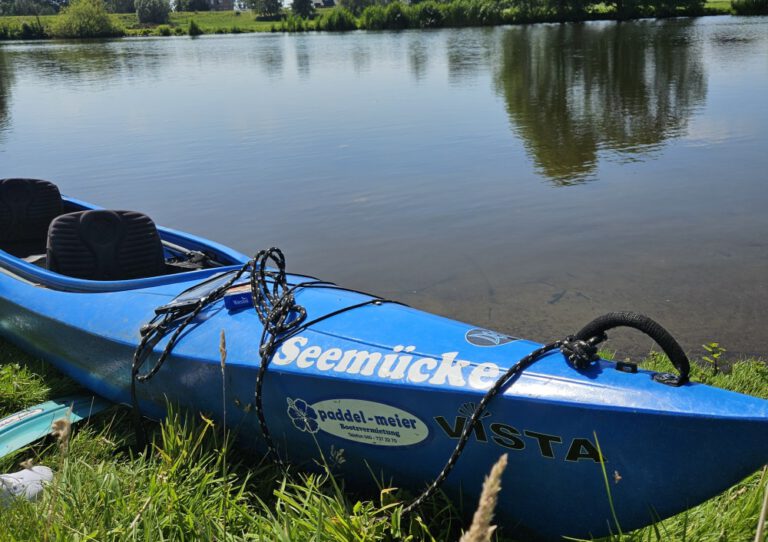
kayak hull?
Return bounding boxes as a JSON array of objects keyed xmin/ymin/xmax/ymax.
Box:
[{"xmin": 1, "ymin": 197, "xmax": 767, "ymax": 540}]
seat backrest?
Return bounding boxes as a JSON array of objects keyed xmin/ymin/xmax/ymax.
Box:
[
  {"xmin": 0, "ymin": 178, "xmax": 63, "ymax": 254},
  {"xmin": 47, "ymin": 210, "xmax": 167, "ymax": 281}
]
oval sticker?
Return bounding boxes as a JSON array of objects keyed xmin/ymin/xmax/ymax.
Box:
[
  {"xmin": 286, "ymin": 398, "xmax": 428, "ymax": 447},
  {"xmin": 465, "ymin": 328, "xmax": 519, "ymax": 347}
]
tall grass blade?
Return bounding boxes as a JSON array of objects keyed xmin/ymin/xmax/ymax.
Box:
[{"xmin": 755, "ymin": 465, "xmax": 768, "ymax": 542}]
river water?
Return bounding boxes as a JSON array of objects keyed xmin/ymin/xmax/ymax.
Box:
[{"xmin": 1, "ymin": 17, "xmax": 767, "ymax": 359}]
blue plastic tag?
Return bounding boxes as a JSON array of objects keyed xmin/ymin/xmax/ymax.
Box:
[{"xmin": 224, "ymin": 284, "xmax": 253, "ymax": 310}]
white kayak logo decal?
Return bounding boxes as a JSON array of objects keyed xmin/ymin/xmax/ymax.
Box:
[
  {"xmin": 287, "ymin": 398, "xmax": 428, "ymax": 447},
  {"xmin": 465, "ymin": 328, "xmax": 519, "ymax": 347},
  {"xmin": 273, "ymin": 336, "xmax": 507, "ymax": 391}
]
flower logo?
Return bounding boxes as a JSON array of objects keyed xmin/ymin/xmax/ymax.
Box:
[{"xmin": 287, "ymin": 398, "xmax": 319, "ymax": 434}]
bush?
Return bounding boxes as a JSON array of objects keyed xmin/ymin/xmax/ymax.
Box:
[
  {"xmin": 384, "ymin": 1, "xmax": 407, "ymax": 28},
  {"xmin": 359, "ymin": 4, "xmax": 386, "ymax": 28},
  {"xmin": 188, "ymin": 17, "xmax": 202, "ymax": 34},
  {"xmin": 475, "ymin": 0, "xmax": 504, "ymax": 24},
  {"xmin": 337, "ymin": 0, "xmax": 373, "ymax": 15},
  {"xmin": 315, "ymin": 6, "xmax": 357, "ymax": 29},
  {"xmin": 442, "ymin": 0, "xmax": 468, "ymax": 25},
  {"xmin": 410, "ymin": 1, "xmax": 443, "ymax": 27},
  {"xmin": 19, "ymin": 18, "xmax": 48, "ymax": 37},
  {"xmin": 0, "ymin": 18, "xmax": 48, "ymax": 39},
  {"xmin": 50, "ymin": 0, "xmax": 124, "ymax": 37},
  {"xmin": 135, "ymin": 0, "xmax": 168, "ymax": 23},
  {"xmin": 280, "ymin": 13, "xmax": 308, "ymax": 30},
  {"xmin": 732, "ymin": 0, "xmax": 767, "ymax": 13},
  {"xmin": 156, "ymin": 23, "xmax": 171, "ymax": 34}
]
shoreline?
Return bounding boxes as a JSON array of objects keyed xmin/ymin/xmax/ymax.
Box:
[{"xmin": 0, "ymin": 4, "xmax": 739, "ymax": 40}]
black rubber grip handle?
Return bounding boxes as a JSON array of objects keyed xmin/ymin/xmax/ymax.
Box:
[{"xmin": 575, "ymin": 311, "xmax": 690, "ymax": 386}]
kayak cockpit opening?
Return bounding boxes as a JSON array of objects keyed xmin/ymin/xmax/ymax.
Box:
[{"xmin": 0, "ymin": 178, "xmax": 235, "ymax": 280}]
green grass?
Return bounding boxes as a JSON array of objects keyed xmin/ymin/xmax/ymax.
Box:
[
  {"xmin": 706, "ymin": 0, "xmax": 734, "ymax": 10},
  {"xmin": 120, "ymin": 10, "xmax": 279, "ymax": 35},
  {"xmin": 0, "ymin": 11, "xmax": 285, "ymax": 38},
  {"xmin": 1, "ymin": 337, "xmax": 766, "ymax": 541}
]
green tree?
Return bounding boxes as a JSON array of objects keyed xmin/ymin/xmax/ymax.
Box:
[
  {"xmin": 246, "ymin": 0, "xmax": 281, "ymax": 16},
  {"xmin": 291, "ymin": 0, "xmax": 314, "ymax": 17},
  {"xmin": 135, "ymin": 0, "xmax": 168, "ymax": 22},
  {"xmin": 0, "ymin": 49, "xmax": 13, "ymax": 136},
  {"xmin": 50, "ymin": 0, "xmax": 124, "ymax": 37},
  {"xmin": 337, "ymin": 0, "xmax": 373, "ymax": 15},
  {"xmin": 732, "ymin": 0, "xmax": 768, "ymax": 13},
  {"xmin": 176, "ymin": 0, "xmax": 209, "ymax": 11},
  {"xmin": 105, "ymin": 0, "xmax": 134, "ymax": 12},
  {"xmin": 2, "ymin": 0, "xmax": 63, "ymax": 14}
]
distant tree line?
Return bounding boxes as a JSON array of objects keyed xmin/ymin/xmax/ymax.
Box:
[
  {"xmin": 274, "ymin": 0, "xmax": 711, "ymax": 31},
  {"xmin": 1, "ymin": 0, "xmax": 765, "ymax": 40},
  {"xmin": 731, "ymin": 0, "xmax": 766, "ymax": 12},
  {"xmin": 0, "ymin": 0, "xmax": 65, "ymax": 15},
  {"xmin": 332, "ymin": 0, "xmax": 707, "ymax": 22},
  {"xmin": 0, "ymin": 0, "xmax": 137, "ymax": 14},
  {"xmin": 244, "ymin": 0, "xmax": 282, "ymax": 17}
]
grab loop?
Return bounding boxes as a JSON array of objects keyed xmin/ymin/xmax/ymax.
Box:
[{"xmin": 574, "ymin": 311, "xmax": 690, "ymax": 386}]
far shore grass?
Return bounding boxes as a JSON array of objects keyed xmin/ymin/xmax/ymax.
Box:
[
  {"xmin": 0, "ymin": 1, "xmax": 736, "ymax": 39},
  {"xmin": 1, "ymin": 336, "xmax": 767, "ymax": 540},
  {"xmin": 0, "ymin": 10, "xmax": 278, "ymax": 37}
]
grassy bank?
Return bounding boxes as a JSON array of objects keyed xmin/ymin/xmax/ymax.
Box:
[
  {"xmin": 1, "ymin": 337, "xmax": 767, "ymax": 540},
  {"xmin": 0, "ymin": 0, "xmax": 740, "ymax": 40},
  {"xmin": 0, "ymin": 10, "xmax": 277, "ymax": 38}
]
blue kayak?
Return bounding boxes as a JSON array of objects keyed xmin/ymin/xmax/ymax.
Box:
[{"xmin": 1, "ymin": 178, "xmax": 767, "ymax": 540}]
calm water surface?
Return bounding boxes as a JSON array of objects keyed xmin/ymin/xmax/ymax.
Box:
[{"xmin": 1, "ymin": 17, "xmax": 767, "ymax": 358}]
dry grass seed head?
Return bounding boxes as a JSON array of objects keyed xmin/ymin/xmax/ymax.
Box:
[
  {"xmin": 460, "ymin": 453, "xmax": 509, "ymax": 542},
  {"xmin": 51, "ymin": 418, "xmax": 72, "ymax": 445}
]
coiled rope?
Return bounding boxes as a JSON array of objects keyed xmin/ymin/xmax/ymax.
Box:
[
  {"xmin": 131, "ymin": 248, "xmax": 399, "ymax": 453},
  {"xmin": 132, "ymin": 248, "xmax": 690, "ymax": 514}
]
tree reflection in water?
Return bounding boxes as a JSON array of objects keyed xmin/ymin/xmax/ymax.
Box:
[
  {"xmin": 495, "ymin": 20, "xmax": 707, "ymax": 185},
  {"xmin": 0, "ymin": 48, "xmax": 12, "ymax": 139}
]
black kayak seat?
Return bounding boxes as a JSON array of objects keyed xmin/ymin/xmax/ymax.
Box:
[
  {"xmin": 0, "ymin": 178, "xmax": 63, "ymax": 258},
  {"xmin": 47, "ymin": 210, "xmax": 167, "ymax": 281}
]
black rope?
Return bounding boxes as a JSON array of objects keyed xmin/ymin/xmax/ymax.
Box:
[
  {"xmin": 130, "ymin": 248, "xmax": 689, "ymax": 520},
  {"xmin": 249, "ymin": 248, "xmax": 307, "ymax": 467},
  {"xmin": 401, "ymin": 311, "xmax": 688, "ymax": 515},
  {"xmin": 130, "ymin": 248, "xmax": 400, "ymax": 454},
  {"xmin": 402, "ymin": 334, "xmax": 603, "ymax": 514},
  {"xmin": 131, "ymin": 259, "xmax": 253, "ymax": 448},
  {"xmin": 248, "ymin": 248, "xmax": 404, "ymax": 466}
]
